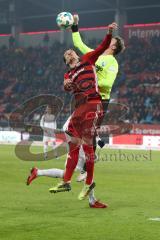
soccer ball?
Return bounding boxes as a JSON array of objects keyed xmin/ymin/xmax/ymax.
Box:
[{"xmin": 56, "ymin": 12, "xmax": 74, "ymax": 30}]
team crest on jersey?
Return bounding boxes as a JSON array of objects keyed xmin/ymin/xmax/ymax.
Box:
[
  {"xmin": 101, "ymin": 61, "xmax": 107, "ymax": 67},
  {"xmin": 95, "ymin": 64, "xmax": 103, "ymax": 72}
]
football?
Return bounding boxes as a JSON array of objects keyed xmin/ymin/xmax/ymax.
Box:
[{"xmin": 56, "ymin": 12, "xmax": 74, "ymax": 30}]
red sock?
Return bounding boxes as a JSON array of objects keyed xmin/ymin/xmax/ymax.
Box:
[
  {"xmin": 82, "ymin": 144, "xmax": 94, "ymax": 185},
  {"xmin": 63, "ymin": 142, "xmax": 80, "ymax": 182}
]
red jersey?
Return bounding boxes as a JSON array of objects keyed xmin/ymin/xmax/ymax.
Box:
[{"xmin": 64, "ymin": 33, "xmax": 112, "ymax": 107}]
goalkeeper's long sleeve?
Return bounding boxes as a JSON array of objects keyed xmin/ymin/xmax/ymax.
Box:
[{"xmin": 71, "ymin": 24, "xmax": 93, "ymax": 54}]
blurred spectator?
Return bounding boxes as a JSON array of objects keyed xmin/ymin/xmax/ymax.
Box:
[
  {"xmin": 0, "ymin": 35, "xmax": 159, "ymax": 128},
  {"xmin": 9, "ymin": 35, "xmax": 16, "ymax": 49},
  {"xmin": 43, "ymin": 33, "xmax": 50, "ymax": 47}
]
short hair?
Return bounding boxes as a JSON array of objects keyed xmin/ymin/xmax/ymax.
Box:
[{"xmin": 114, "ymin": 36, "xmax": 125, "ymax": 55}]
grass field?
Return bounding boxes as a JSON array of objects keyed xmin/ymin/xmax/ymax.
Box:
[{"xmin": 0, "ymin": 145, "xmax": 160, "ymax": 240}]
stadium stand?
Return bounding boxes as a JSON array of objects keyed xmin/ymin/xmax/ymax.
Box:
[
  {"xmin": 0, "ymin": 35, "xmax": 159, "ymax": 128},
  {"xmin": 115, "ymin": 36, "xmax": 160, "ymax": 124}
]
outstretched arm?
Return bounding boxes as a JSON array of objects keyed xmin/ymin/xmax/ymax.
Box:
[
  {"xmin": 71, "ymin": 14, "xmax": 93, "ymax": 54},
  {"xmin": 64, "ymin": 73, "xmax": 74, "ymax": 92},
  {"xmin": 83, "ymin": 22, "xmax": 117, "ymax": 65}
]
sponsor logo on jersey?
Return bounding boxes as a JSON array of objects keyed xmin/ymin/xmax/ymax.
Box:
[
  {"xmin": 70, "ymin": 68, "xmax": 85, "ymax": 80},
  {"xmin": 108, "ymin": 65, "xmax": 116, "ymax": 72},
  {"xmin": 95, "ymin": 64, "xmax": 103, "ymax": 72}
]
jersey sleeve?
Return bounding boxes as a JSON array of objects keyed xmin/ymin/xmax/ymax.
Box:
[
  {"xmin": 51, "ymin": 114, "xmax": 57, "ymax": 129},
  {"xmin": 64, "ymin": 73, "xmax": 69, "ymax": 79},
  {"xmin": 40, "ymin": 115, "xmax": 44, "ymax": 128},
  {"xmin": 64, "ymin": 73, "xmax": 73, "ymax": 92},
  {"xmin": 72, "ymin": 32, "xmax": 93, "ymax": 54},
  {"xmin": 54, "ymin": 120, "xmax": 57, "ymax": 129},
  {"xmin": 82, "ymin": 33, "xmax": 112, "ymax": 65}
]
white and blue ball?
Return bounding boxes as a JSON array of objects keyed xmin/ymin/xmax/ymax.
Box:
[{"xmin": 56, "ymin": 12, "xmax": 74, "ymax": 30}]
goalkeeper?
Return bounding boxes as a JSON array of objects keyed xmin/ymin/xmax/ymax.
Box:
[{"xmin": 71, "ymin": 14, "xmax": 125, "ymax": 182}]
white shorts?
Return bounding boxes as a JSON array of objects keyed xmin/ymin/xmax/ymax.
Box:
[
  {"xmin": 43, "ymin": 129, "xmax": 56, "ymax": 143},
  {"xmin": 43, "ymin": 136, "xmax": 56, "ymax": 143}
]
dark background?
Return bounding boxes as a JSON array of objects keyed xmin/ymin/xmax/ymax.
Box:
[{"xmin": 0, "ymin": 0, "xmax": 160, "ymax": 33}]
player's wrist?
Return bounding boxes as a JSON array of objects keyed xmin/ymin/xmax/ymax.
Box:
[
  {"xmin": 108, "ymin": 27, "xmax": 113, "ymax": 34},
  {"xmin": 108, "ymin": 22, "xmax": 118, "ymax": 34},
  {"xmin": 71, "ymin": 24, "xmax": 79, "ymax": 32},
  {"xmin": 71, "ymin": 14, "xmax": 79, "ymax": 32}
]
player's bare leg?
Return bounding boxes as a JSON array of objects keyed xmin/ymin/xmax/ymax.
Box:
[
  {"xmin": 43, "ymin": 141, "xmax": 48, "ymax": 160},
  {"xmin": 26, "ymin": 167, "xmax": 64, "ymax": 185},
  {"xmin": 51, "ymin": 140, "xmax": 58, "ymax": 159}
]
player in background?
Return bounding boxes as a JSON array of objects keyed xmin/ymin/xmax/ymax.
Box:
[{"xmin": 40, "ymin": 105, "xmax": 58, "ymax": 160}]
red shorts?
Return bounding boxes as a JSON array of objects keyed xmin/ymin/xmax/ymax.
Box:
[{"xmin": 66, "ymin": 100, "xmax": 103, "ymax": 140}]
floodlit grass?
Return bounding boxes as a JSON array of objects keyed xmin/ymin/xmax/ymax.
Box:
[{"xmin": 0, "ymin": 145, "xmax": 160, "ymax": 240}]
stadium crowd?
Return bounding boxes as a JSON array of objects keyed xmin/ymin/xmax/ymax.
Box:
[
  {"xmin": 0, "ymin": 35, "xmax": 159, "ymax": 128},
  {"xmin": 115, "ymin": 36, "xmax": 160, "ymax": 124}
]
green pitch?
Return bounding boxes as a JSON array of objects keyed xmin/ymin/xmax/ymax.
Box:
[{"xmin": 0, "ymin": 145, "xmax": 160, "ymax": 240}]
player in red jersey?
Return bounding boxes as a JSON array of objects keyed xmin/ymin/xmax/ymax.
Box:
[{"xmin": 49, "ymin": 22, "xmax": 117, "ymax": 200}]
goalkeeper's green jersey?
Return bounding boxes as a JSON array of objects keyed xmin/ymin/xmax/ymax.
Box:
[{"xmin": 72, "ymin": 32, "xmax": 118, "ymax": 100}]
